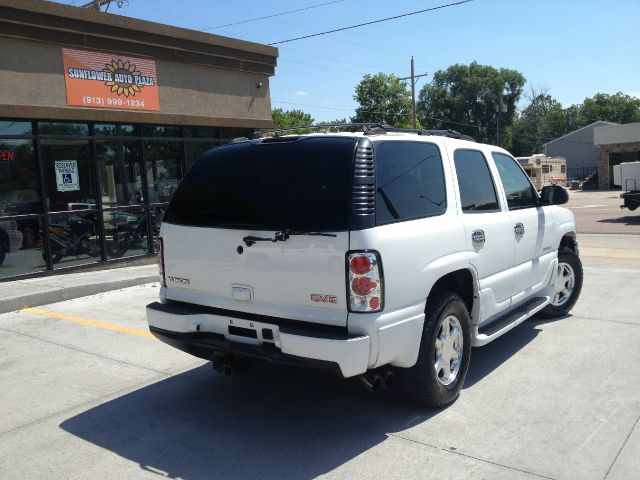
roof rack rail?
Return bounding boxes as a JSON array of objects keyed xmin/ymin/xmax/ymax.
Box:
[
  {"xmin": 252, "ymin": 123, "xmax": 475, "ymax": 142},
  {"xmin": 368, "ymin": 127, "xmax": 476, "ymax": 142}
]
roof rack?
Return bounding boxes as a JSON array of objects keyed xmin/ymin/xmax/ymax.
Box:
[{"xmin": 254, "ymin": 123, "xmax": 475, "ymax": 142}]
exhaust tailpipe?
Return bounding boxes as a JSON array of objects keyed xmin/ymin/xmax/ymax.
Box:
[
  {"xmin": 382, "ymin": 369, "xmax": 395, "ymax": 391},
  {"xmin": 359, "ymin": 372, "xmax": 383, "ymax": 393}
]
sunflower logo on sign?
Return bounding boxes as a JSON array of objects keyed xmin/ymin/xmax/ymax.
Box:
[{"xmin": 103, "ymin": 59, "xmax": 142, "ymax": 97}]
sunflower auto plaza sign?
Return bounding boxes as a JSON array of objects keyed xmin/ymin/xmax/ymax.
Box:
[{"xmin": 62, "ymin": 48, "xmax": 160, "ymax": 111}]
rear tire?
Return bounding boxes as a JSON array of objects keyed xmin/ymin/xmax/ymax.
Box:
[
  {"xmin": 539, "ymin": 247, "xmax": 583, "ymax": 318},
  {"xmin": 399, "ymin": 290, "xmax": 471, "ymax": 407}
]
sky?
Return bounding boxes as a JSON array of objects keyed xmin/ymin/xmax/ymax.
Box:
[{"xmin": 52, "ymin": 0, "xmax": 639, "ymax": 123}]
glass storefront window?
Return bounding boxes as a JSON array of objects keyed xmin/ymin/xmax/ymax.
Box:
[
  {"xmin": 102, "ymin": 208, "xmax": 148, "ymax": 260},
  {"xmin": 0, "ymin": 118, "xmax": 257, "ymax": 277},
  {"xmin": 144, "ymin": 141, "xmax": 183, "ymax": 204},
  {"xmin": 38, "ymin": 122, "xmax": 89, "ymax": 136},
  {"xmin": 221, "ymin": 128, "xmax": 253, "ymax": 144},
  {"xmin": 141, "ymin": 125, "xmax": 180, "ymax": 138},
  {"xmin": 0, "ymin": 121, "xmax": 32, "ymax": 136},
  {"xmin": 0, "ymin": 139, "xmax": 41, "ymax": 216},
  {"xmin": 185, "ymin": 140, "xmax": 220, "ymax": 171},
  {"xmin": 120, "ymin": 125, "xmax": 138, "ymax": 136},
  {"xmin": 48, "ymin": 211, "xmax": 101, "ymax": 268},
  {"xmin": 94, "ymin": 124, "xmax": 117, "ymax": 136},
  {"xmin": 40, "ymin": 139, "xmax": 96, "ymax": 213},
  {"xmin": 0, "ymin": 216, "xmax": 46, "ymax": 279},
  {"xmin": 96, "ymin": 141, "xmax": 144, "ymax": 207},
  {"xmin": 184, "ymin": 126, "xmax": 219, "ymax": 138}
]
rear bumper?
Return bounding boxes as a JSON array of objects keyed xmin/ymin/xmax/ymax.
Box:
[{"xmin": 146, "ymin": 301, "xmax": 370, "ymax": 378}]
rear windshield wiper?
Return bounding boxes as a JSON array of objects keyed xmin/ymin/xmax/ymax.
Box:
[{"xmin": 243, "ymin": 229, "xmax": 337, "ymax": 247}]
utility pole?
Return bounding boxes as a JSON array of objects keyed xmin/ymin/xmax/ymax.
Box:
[{"xmin": 398, "ymin": 57, "xmax": 428, "ymax": 129}]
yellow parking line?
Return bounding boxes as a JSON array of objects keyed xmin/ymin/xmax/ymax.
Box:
[{"xmin": 22, "ymin": 307, "xmax": 154, "ymax": 339}]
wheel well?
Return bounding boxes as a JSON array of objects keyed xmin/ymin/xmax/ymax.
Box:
[
  {"xmin": 428, "ymin": 269, "xmax": 474, "ymax": 313},
  {"xmin": 560, "ymin": 233, "xmax": 577, "ymax": 253}
]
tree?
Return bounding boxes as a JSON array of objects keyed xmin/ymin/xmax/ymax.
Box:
[
  {"xmin": 272, "ymin": 108, "xmax": 314, "ymax": 134},
  {"xmin": 511, "ymin": 87, "xmax": 566, "ymax": 156},
  {"xmin": 351, "ymin": 73, "xmax": 413, "ymax": 127},
  {"xmin": 316, "ymin": 118, "xmax": 350, "ymax": 132},
  {"xmin": 576, "ymin": 92, "xmax": 640, "ymax": 126},
  {"xmin": 416, "ymin": 62, "xmax": 526, "ymax": 147}
]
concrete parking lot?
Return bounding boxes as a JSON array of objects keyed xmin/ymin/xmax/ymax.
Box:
[
  {"xmin": 1, "ymin": 262, "xmax": 639, "ymax": 479},
  {"xmin": 566, "ymin": 189, "xmax": 640, "ymax": 235}
]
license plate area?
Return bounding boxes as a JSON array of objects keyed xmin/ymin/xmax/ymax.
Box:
[
  {"xmin": 228, "ymin": 325, "xmax": 257, "ymax": 339},
  {"xmin": 225, "ymin": 318, "xmax": 279, "ymax": 346}
]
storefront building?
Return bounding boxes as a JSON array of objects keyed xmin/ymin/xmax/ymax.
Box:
[{"xmin": 0, "ymin": 0, "xmax": 277, "ymax": 280}]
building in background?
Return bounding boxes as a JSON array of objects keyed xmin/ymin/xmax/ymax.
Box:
[
  {"xmin": 516, "ymin": 154, "xmax": 567, "ymax": 189},
  {"xmin": 543, "ymin": 121, "xmax": 617, "ymax": 182},
  {"xmin": 595, "ymin": 123, "xmax": 640, "ymax": 189},
  {"xmin": 0, "ymin": 0, "xmax": 277, "ymax": 280}
]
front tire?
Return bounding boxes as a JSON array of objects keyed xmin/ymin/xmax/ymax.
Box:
[
  {"xmin": 540, "ymin": 247, "xmax": 583, "ymax": 318},
  {"xmin": 399, "ymin": 290, "xmax": 471, "ymax": 407}
]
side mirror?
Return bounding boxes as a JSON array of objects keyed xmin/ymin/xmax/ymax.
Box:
[{"xmin": 540, "ymin": 185, "xmax": 569, "ymax": 205}]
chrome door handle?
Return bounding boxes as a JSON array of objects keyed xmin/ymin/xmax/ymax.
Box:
[
  {"xmin": 514, "ymin": 223, "xmax": 525, "ymax": 238},
  {"xmin": 471, "ymin": 229, "xmax": 485, "ymax": 247}
]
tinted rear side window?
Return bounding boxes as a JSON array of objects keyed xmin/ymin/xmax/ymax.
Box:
[
  {"xmin": 164, "ymin": 137, "xmax": 357, "ymax": 231},
  {"xmin": 453, "ymin": 149, "xmax": 499, "ymax": 212},
  {"xmin": 375, "ymin": 141, "xmax": 446, "ymax": 225}
]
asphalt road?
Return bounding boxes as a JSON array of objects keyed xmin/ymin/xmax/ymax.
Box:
[
  {"xmin": 566, "ymin": 190, "xmax": 640, "ymax": 234},
  {"xmin": 1, "ymin": 266, "xmax": 639, "ymax": 480}
]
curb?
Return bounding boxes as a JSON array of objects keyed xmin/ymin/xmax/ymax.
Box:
[{"xmin": 0, "ymin": 275, "xmax": 158, "ymax": 314}]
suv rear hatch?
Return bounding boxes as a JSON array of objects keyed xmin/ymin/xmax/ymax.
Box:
[{"xmin": 161, "ymin": 136, "xmax": 359, "ymax": 327}]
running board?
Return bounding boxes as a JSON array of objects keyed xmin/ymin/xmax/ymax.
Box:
[{"xmin": 473, "ymin": 296, "xmax": 550, "ymax": 347}]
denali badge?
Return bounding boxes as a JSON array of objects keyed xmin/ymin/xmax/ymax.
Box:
[
  {"xmin": 311, "ymin": 294, "xmax": 337, "ymax": 304},
  {"xmin": 168, "ymin": 276, "xmax": 190, "ymax": 285}
]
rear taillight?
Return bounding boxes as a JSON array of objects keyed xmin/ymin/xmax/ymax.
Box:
[
  {"xmin": 347, "ymin": 251, "xmax": 383, "ymax": 313},
  {"xmin": 157, "ymin": 237, "xmax": 166, "ymax": 287}
]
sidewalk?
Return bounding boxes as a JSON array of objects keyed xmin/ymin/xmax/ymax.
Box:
[{"xmin": 0, "ymin": 264, "xmax": 158, "ymax": 314}]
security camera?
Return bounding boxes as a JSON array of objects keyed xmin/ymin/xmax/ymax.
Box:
[{"xmin": 257, "ymin": 82, "xmax": 263, "ymax": 89}]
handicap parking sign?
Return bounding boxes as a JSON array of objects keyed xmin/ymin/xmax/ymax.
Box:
[{"xmin": 55, "ymin": 160, "xmax": 80, "ymax": 192}]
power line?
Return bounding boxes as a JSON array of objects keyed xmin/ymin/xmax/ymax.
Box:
[
  {"xmin": 268, "ymin": 0, "xmax": 474, "ymax": 45},
  {"xmin": 205, "ymin": 0, "xmax": 347, "ymax": 30}
]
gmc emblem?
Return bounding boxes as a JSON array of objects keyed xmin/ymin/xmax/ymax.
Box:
[{"xmin": 310, "ymin": 294, "xmax": 337, "ymax": 304}]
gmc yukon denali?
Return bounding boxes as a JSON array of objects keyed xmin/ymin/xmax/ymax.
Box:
[{"xmin": 146, "ymin": 126, "xmax": 582, "ymax": 407}]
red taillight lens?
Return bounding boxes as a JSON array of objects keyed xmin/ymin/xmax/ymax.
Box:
[
  {"xmin": 351, "ymin": 276, "xmax": 377, "ymax": 296},
  {"xmin": 369, "ymin": 297, "xmax": 380, "ymax": 310},
  {"xmin": 350, "ymin": 256, "xmax": 372, "ymax": 275},
  {"xmin": 347, "ymin": 251, "xmax": 383, "ymax": 313},
  {"xmin": 157, "ymin": 238, "xmax": 165, "ymax": 287}
]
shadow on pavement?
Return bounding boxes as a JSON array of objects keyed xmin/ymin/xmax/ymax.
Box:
[
  {"xmin": 59, "ymin": 316, "xmax": 555, "ymax": 479},
  {"xmin": 598, "ymin": 215, "xmax": 640, "ymax": 225}
]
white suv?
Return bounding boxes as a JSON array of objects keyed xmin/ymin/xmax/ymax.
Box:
[{"xmin": 146, "ymin": 126, "xmax": 582, "ymax": 407}]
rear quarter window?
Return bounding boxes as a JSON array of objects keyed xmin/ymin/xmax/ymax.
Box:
[{"xmin": 375, "ymin": 141, "xmax": 446, "ymax": 225}]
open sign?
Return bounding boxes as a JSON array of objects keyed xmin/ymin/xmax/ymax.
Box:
[{"xmin": 0, "ymin": 150, "xmax": 15, "ymax": 162}]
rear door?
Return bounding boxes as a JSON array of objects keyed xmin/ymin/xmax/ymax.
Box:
[
  {"xmin": 452, "ymin": 148, "xmax": 515, "ymax": 320},
  {"xmin": 160, "ymin": 137, "xmax": 358, "ymax": 327}
]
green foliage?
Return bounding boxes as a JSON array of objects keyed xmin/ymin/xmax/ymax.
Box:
[
  {"xmin": 351, "ymin": 73, "xmax": 413, "ymax": 127},
  {"xmin": 272, "ymin": 108, "xmax": 314, "ymax": 135},
  {"xmin": 512, "ymin": 90, "xmax": 566, "ymax": 156},
  {"xmin": 576, "ymin": 92, "xmax": 640, "ymax": 126},
  {"xmin": 416, "ymin": 62, "xmax": 526, "ymax": 147}
]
